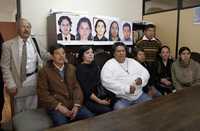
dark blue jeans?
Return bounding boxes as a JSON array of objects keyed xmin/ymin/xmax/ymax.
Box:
[
  {"xmin": 85, "ymin": 100, "xmax": 112, "ymax": 115},
  {"xmin": 47, "ymin": 106, "xmax": 94, "ymax": 127}
]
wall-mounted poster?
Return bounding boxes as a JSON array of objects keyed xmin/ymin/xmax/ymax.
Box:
[
  {"xmin": 54, "ymin": 12, "xmax": 133, "ymax": 45},
  {"xmin": 194, "ymin": 7, "xmax": 200, "ymax": 24}
]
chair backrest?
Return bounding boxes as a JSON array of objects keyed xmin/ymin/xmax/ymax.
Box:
[
  {"xmin": 94, "ymin": 51, "xmax": 112, "ymax": 69},
  {"xmin": 191, "ymin": 52, "xmax": 200, "ymax": 63}
]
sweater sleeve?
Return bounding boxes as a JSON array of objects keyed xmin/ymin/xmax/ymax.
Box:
[
  {"xmin": 171, "ymin": 63, "xmax": 183, "ymax": 91},
  {"xmin": 101, "ymin": 61, "xmax": 130, "ymax": 96},
  {"xmin": 192, "ymin": 62, "xmax": 200, "ymax": 87},
  {"xmin": 133, "ymin": 60, "xmax": 150, "ymax": 88}
]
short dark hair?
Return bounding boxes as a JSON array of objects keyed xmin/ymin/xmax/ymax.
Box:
[
  {"xmin": 159, "ymin": 45, "xmax": 170, "ymax": 54},
  {"xmin": 133, "ymin": 47, "xmax": 144, "ymax": 57},
  {"xmin": 95, "ymin": 19, "xmax": 106, "ymax": 34},
  {"xmin": 58, "ymin": 16, "xmax": 72, "ymax": 32},
  {"xmin": 144, "ymin": 24, "xmax": 155, "ymax": 31},
  {"xmin": 123, "ymin": 22, "xmax": 131, "ymax": 30},
  {"xmin": 111, "ymin": 42, "xmax": 127, "ymax": 56},
  {"xmin": 78, "ymin": 46, "xmax": 93, "ymax": 63},
  {"xmin": 49, "ymin": 44, "xmax": 64, "ymax": 55},
  {"xmin": 179, "ymin": 46, "xmax": 191, "ymax": 55},
  {"xmin": 58, "ymin": 16, "xmax": 72, "ymax": 26}
]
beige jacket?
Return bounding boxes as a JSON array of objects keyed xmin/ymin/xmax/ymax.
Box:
[{"xmin": 0, "ymin": 36, "xmax": 50, "ymax": 97}]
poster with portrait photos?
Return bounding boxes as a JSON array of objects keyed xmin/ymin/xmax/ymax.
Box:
[
  {"xmin": 93, "ymin": 16, "xmax": 120, "ymax": 45},
  {"xmin": 55, "ymin": 13, "xmax": 133, "ymax": 45}
]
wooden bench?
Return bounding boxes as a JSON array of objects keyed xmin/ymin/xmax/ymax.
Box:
[{"xmin": 46, "ymin": 85, "xmax": 200, "ymax": 131}]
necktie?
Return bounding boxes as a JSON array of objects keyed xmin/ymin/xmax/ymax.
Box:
[{"xmin": 21, "ymin": 41, "xmax": 27, "ymax": 82}]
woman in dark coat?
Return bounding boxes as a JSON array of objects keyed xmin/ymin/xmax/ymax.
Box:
[
  {"xmin": 154, "ymin": 46, "xmax": 175, "ymax": 95},
  {"xmin": 76, "ymin": 46, "xmax": 113, "ymax": 115}
]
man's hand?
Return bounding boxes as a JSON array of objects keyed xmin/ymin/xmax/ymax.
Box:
[
  {"xmin": 135, "ymin": 78, "xmax": 142, "ymax": 85},
  {"xmin": 8, "ymin": 87, "xmax": 17, "ymax": 96},
  {"xmin": 70, "ymin": 106, "xmax": 79, "ymax": 120},
  {"xmin": 148, "ymin": 86, "xmax": 158, "ymax": 97},
  {"xmin": 57, "ymin": 104, "xmax": 72, "ymax": 117},
  {"xmin": 130, "ymin": 85, "xmax": 136, "ymax": 94}
]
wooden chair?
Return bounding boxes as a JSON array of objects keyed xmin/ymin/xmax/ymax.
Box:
[{"xmin": 191, "ymin": 52, "xmax": 200, "ymax": 63}]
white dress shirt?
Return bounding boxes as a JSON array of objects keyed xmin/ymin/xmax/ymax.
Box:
[
  {"xmin": 18, "ymin": 37, "xmax": 38, "ymax": 87},
  {"xmin": 142, "ymin": 35, "xmax": 156, "ymax": 41},
  {"xmin": 18, "ymin": 37, "xmax": 38, "ymax": 74}
]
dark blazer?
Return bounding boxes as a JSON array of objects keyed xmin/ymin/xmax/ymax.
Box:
[
  {"xmin": 57, "ymin": 33, "xmax": 75, "ymax": 40},
  {"xmin": 94, "ymin": 35, "xmax": 108, "ymax": 41},
  {"xmin": 37, "ymin": 61, "xmax": 83, "ymax": 110}
]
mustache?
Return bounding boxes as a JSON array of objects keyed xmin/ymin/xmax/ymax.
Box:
[{"xmin": 23, "ymin": 30, "xmax": 30, "ymax": 34}]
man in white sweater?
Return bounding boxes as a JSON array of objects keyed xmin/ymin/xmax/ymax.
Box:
[{"xmin": 101, "ymin": 42, "xmax": 152, "ymax": 110}]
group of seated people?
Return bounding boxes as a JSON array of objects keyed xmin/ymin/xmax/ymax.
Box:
[
  {"xmin": 0, "ymin": 19, "xmax": 199, "ymax": 130},
  {"xmin": 37, "ymin": 41, "xmax": 200, "ymax": 127}
]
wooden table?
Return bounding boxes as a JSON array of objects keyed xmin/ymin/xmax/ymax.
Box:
[{"xmin": 46, "ymin": 85, "xmax": 200, "ymax": 131}]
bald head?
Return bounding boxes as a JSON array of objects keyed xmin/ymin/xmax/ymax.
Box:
[{"xmin": 17, "ymin": 18, "xmax": 32, "ymax": 41}]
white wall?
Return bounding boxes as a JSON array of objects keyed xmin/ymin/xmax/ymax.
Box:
[
  {"xmin": 0, "ymin": 0, "xmax": 16, "ymax": 22},
  {"xmin": 21, "ymin": 0, "xmax": 143, "ymax": 48}
]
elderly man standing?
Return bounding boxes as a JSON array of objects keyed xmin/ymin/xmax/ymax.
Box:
[
  {"xmin": 101, "ymin": 42, "xmax": 152, "ymax": 110},
  {"xmin": 1, "ymin": 18, "xmax": 50, "ymax": 114}
]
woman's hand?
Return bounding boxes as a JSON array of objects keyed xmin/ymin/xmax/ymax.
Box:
[{"xmin": 98, "ymin": 99, "xmax": 111, "ymax": 105}]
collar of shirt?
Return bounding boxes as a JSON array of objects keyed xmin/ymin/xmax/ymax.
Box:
[
  {"xmin": 18, "ymin": 36, "xmax": 31, "ymax": 58},
  {"xmin": 142, "ymin": 35, "xmax": 156, "ymax": 41},
  {"xmin": 53, "ymin": 63, "xmax": 65, "ymax": 72},
  {"xmin": 18, "ymin": 36, "xmax": 31, "ymax": 44},
  {"xmin": 62, "ymin": 33, "xmax": 70, "ymax": 41}
]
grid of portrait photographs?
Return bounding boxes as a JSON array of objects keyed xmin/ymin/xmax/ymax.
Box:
[{"xmin": 56, "ymin": 13, "xmax": 133, "ymax": 45}]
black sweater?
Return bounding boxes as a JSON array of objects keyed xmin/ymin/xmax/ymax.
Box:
[{"xmin": 76, "ymin": 62, "xmax": 100, "ymax": 102}]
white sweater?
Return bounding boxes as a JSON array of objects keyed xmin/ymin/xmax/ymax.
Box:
[{"xmin": 101, "ymin": 58, "xmax": 150, "ymax": 101}]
